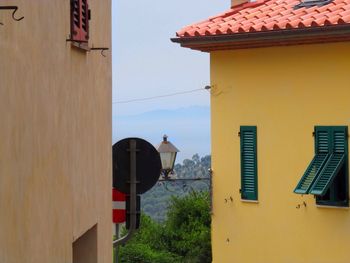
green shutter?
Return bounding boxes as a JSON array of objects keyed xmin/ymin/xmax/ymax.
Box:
[
  {"xmin": 333, "ymin": 127, "xmax": 347, "ymax": 154},
  {"xmin": 315, "ymin": 127, "xmax": 331, "ymax": 154},
  {"xmin": 309, "ymin": 127, "xmax": 347, "ymax": 195},
  {"xmin": 309, "ymin": 153, "xmax": 345, "ymax": 195},
  {"xmin": 294, "ymin": 153, "xmax": 329, "ymax": 194},
  {"xmin": 294, "ymin": 127, "xmax": 331, "ymax": 194},
  {"xmin": 240, "ymin": 126, "xmax": 258, "ymax": 200}
]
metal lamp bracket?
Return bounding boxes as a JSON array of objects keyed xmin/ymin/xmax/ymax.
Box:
[{"xmin": 0, "ymin": 6, "xmax": 24, "ymax": 25}]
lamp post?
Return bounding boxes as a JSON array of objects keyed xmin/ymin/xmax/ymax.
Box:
[
  {"xmin": 157, "ymin": 135, "xmax": 180, "ymax": 180},
  {"xmin": 156, "ymin": 135, "xmax": 211, "ymax": 183},
  {"xmin": 156, "ymin": 135, "xmax": 212, "ymax": 210}
]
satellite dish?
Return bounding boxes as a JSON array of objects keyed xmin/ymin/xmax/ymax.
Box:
[{"xmin": 113, "ymin": 138, "xmax": 161, "ymax": 194}]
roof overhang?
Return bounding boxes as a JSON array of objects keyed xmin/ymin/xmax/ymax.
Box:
[{"xmin": 171, "ymin": 25, "xmax": 350, "ymax": 52}]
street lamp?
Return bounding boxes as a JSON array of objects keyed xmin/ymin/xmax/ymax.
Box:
[
  {"xmin": 157, "ymin": 135, "xmax": 179, "ymax": 180},
  {"xmin": 156, "ymin": 135, "xmax": 212, "ymax": 209}
]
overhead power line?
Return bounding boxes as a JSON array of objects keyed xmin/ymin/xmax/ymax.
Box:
[{"xmin": 113, "ymin": 86, "xmax": 211, "ymax": 104}]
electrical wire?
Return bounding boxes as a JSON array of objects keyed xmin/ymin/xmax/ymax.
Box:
[{"xmin": 113, "ymin": 87, "xmax": 210, "ymax": 104}]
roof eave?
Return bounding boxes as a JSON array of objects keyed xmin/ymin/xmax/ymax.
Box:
[{"xmin": 171, "ymin": 25, "xmax": 350, "ymax": 52}]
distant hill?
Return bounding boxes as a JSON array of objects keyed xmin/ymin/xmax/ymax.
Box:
[{"xmin": 112, "ymin": 106, "xmax": 210, "ymax": 162}]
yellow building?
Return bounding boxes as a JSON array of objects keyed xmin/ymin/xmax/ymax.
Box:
[
  {"xmin": 173, "ymin": 0, "xmax": 350, "ymax": 262},
  {"xmin": 0, "ymin": 1, "xmax": 111, "ymax": 262}
]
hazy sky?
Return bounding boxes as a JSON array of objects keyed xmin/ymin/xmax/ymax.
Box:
[{"xmin": 112, "ymin": 0, "xmax": 228, "ymax": 116}]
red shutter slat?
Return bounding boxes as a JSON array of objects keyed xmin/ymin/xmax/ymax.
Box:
[{"xmin": 71, "ymin": 0, "xmax": 89, "ymax": 42}]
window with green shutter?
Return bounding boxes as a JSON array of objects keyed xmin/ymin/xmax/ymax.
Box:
[
  {"xmin": 294, "ymin": 126, "xmax": 348, "ymax": 207},
  {"xmin": 294, "ymin": 127, "xmax": 331, "ymax": 194},
  {"xmin": 240, "ymin": 126, "xmax": 258, "ymax": 201}
]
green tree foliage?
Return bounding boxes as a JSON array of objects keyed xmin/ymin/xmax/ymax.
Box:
[
  {"xmin": 164, "ymin": 191, "xmax": 212, "ymax": 263},
  {"xmin": 119, "ymin": 191, "xmax": 212, "ymax": 263},
  {"xmin": 119, "ymin": 214, "xmax": 181, "ymax": 263},
  {"xmin": 142, "ymin": 154, "xmax": 211, "ymax": 222},
  {"xmin": 175, "ymin": 154, "xmax": 211, "ymax": 180},
  {"xmin": 119, "ymin": 242, "xmax": 180, "ymax": 263}
]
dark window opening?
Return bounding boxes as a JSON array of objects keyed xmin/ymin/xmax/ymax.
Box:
[{"xmin": 316, "ymin": 164, "xmax": 349, "ymax": 207}]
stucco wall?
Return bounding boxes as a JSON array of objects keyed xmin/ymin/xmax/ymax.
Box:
[
  {"xmin": 0, "ymin": 1, "xmax": 112, "ymax": 262},
  {"xmin": 211, "ymin": 42, "xmax": 350, "ymax": 263}
]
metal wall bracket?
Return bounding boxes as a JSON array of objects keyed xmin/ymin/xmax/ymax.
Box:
[
  {"xmin": 0, "ymin": 6, "xmax": 24, "ymax": 25},
  {"xmin": 66, "ymin": 38, "xmax": 109, "ymax": 57},
  {"xmin": 90, "ymin": 47, "xmax": 109, "ymax": 57}
]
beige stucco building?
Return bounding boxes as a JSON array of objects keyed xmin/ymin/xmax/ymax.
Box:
[{"xmin": 0, "ymin": 1, "xmax": 112, "ymax": 262}]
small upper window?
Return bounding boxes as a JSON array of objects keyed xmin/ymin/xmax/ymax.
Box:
[{"xmin": 70, "ymin": 0, "xmax": 90, "ymax": 43}]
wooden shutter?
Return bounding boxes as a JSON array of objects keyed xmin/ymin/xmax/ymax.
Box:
[
  {"xmin": 333, "ymin": 127, "xmax": 347, "ymax": 154},
  {"xmin": 240, "ymin": 126, "xmax": 258, "ymax": 200},
  {"xmin": 294, "ymin": 153, "xmax": 329, "ymax": 194},
  {"xmin": 309, "ymin": 127, "xmax": 347, "ymax": 195},
  {"xmin": 294, "ymin": 127, "xmax": 331, "ymax": 194},
  {"xmin": 81, "ymin": 0, "xmax": 89, "ymax": 41},
  {"xmin": 315, "ymin": 127, "xmax": 331, "ymax": 154},
  {"xmin": 71, "ymin": 0, "xmax": 90, "ymax": 42}
]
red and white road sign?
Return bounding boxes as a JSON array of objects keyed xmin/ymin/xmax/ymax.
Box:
[{"xmin": 113, "ymin": 188, "xmax": 126, "ymax": 224}]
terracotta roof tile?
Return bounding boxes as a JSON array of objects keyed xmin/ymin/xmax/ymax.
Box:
[
  {"xmin": 176, "ymin": 0, "xmax": 350, "ymax": 37},
  {"xmin": 340, "ymin": 9, "xmax": 350, "ymax": 15}
]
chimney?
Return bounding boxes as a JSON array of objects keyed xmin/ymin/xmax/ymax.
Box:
[{"xmin": 231, "ymin": 0, "xmax": 252, "ymax": 7}]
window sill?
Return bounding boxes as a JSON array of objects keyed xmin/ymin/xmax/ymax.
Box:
[
  {"xmin": 241, "ymin": 199, "xmax": 259, "ymax": 204},
  {"xmin": 316, "ymin": 205, "xmax": 349, "ymax": 209},
  {"xmin": 71, "ymin": 41, "xmax": 90, "ymax": 52}
]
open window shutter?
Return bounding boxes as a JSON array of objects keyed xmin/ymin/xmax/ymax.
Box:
[
  {"xmin": 81, "ymin": 0, "xmax": 89, "ymax": 42},
  {"xmin": 310, "ymin": 127, "xmax": 347, "ymax": 195},
  {"xmin": 71, "ymin": 0, "xmax": 81, "ymax": 41},
  {"xmin": 71, "ymin": 0, "xmax": 89, "ymax": 42},
  {"xmin": 294, "ymin": 127, "xmax": 330, "ymax": 194},
  {"xmin": 240, "ymin": 126, "xmax": 258, "ymax": 200}
]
